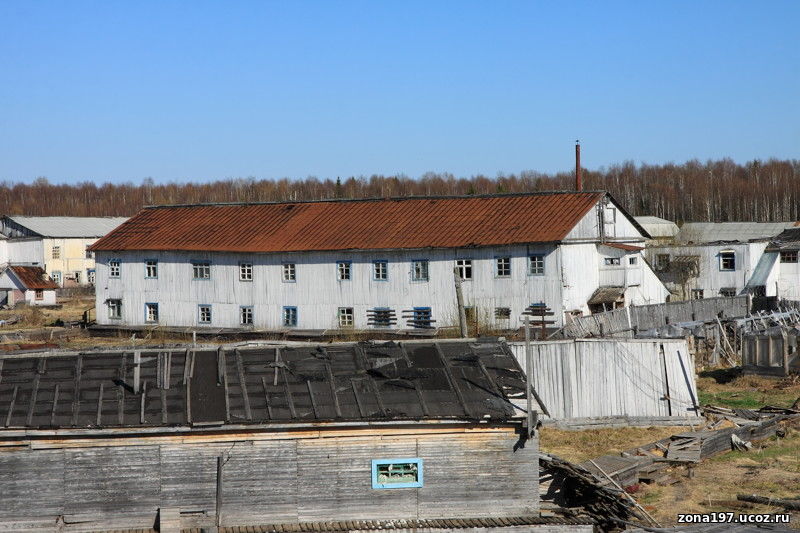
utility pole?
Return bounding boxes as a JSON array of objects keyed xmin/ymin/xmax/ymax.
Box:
[{"xmin": 454, "ymin": 268, "xmax": 468, "ymax": 338}]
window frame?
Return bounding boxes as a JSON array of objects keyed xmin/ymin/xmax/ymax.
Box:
[
  {"xmin": 528, "ymin": 254, "xmax": 545, "ymax": 276},
  {"xmin": 239, "ymin": 262, "xmax": 253, "ymax": 282},
  {"xmin": 628, "ymin": 256, "xmax": 638, "ymax": 266},
  {"xmin": 719, "ymin": 251, "xmax": 736, "ymax": 272},
  {"xmin": 337, "ymin": 260, "xmax": 352, "ymax": 281},
  {"xmin": 494, "ymin": 307, "xmax": 511, "ymax": 320},
  {"xmin": 719, "ymin": 288, "xmax": 737, "ymax": 298},
  {"xmin": 198, "ymin": 304, "xmax": 212, "ymax": 324},
  {"xmin": 372, "ymin": 260, "xmax": 388, "ymax": 281},
  {"xmin": 338, "ymin": 307, "xmax": 355, "ymax": 328},
  {"xmin": 370, "ymin": 307, "xmax": 394, "ymax": 328},
  {"xmin": 282, "ymin": 262, "xmax": 296, "ymax": 282},
  {"xmin": 780, "ymin": 251, "xmax": 798, "ymax": 263},
  {"xmin": 495, "ymin": 257, "xmax": 511, "ymax": 278},
  {"xmin": 604, "ymin": 257, "xmax": 621, "ymax": 266},
  {"xmin": 108, "ymin": 259, "xmax": 121, "ymax": 278},
  {"xmin": 145, "ymin": 259, "xmax": 158, "ymax": 279},
  {"xmin": 411, "ymin": 307, "xmax": 433, "ymax": 329},
  {"xmin": 85, "ymin": 246, "xmax": 93, "ymax": 259},
  {"xmin": 371, "ymin": 458, "xmax": 424, "ymax": 489},
  {"xmin": 51, "ymin": 246, "xmax": 61, "ymax": 259},
  {"xmin": 691, "ymin": 289, "xmax": 704, "ymax": 300},
  {"xmin": 455, "ymin": 258, "xmax": 473, "ymax": 281},
  {"xmin": 240, "ymin": 305, "xmax": 253, "ymax": 326},
  {"xmin": 144, "ymin": 302, "xmax": 159, "ymax": 323},
  {"xmin": 34, "ymin": 289, "xmax": 44, "ymax": 301},
  {"xmin": 656, "ymin": 254, "xmax": 670, "ymax": 270},
  {"xmin": 108, "ymin": 298, "xmax": 122, "ymax": 320},
  {"xmin": 282, "ymin": 306, "xmax": 298, "ymax": 327},
  {"xmin": 411, "ymin": 259, "xmax": 429, "ymax": 282},
  {"xmin": 191, "ymin": 260, "xmax": 211, "ymax": 281},
  {"xmin": 52, "ymin": 270, "xmax": 62, "ymax": 286}
]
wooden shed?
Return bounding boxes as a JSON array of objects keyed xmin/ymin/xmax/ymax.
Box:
[{"xmin": 0, "ymin": 340, "xmax": 582, "ymax": 532}]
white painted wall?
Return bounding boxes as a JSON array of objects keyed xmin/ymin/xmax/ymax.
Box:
[
  {"xmin": 0, "ymin": 269, "xmax": 56, "ymax": 306},
  {"xmin": 5, "ymin": 238, "xmax": 44, "ymax": 265}
]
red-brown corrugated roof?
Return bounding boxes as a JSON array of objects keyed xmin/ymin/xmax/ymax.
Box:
[
  {"xmin": 90, "ymin": 192, "xmax": 606, "ymax": 253},
  {"xmin": 9, "ymin": 266, "xmax": 58, "ymax": 289},
  {"xmin": 601, "ymin": 242, "xmax": 644, "ymax": 252}
]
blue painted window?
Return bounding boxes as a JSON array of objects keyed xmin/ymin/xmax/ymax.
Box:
[
  {"xmin": 283, "ymin": 306, "xmax": 298, "ymax": 327},
  {"xmin": 373, "ymin": 260, "xmax": 388, "ymax": 281},
  {"xmin": 145, "ymin": 302, "xmax": 159, "ymax": 323},
  {"xmin": 372, "ymin": 458, "xmax": 423, "ymax": 489},
  {"xmin": 411, "ymin": 307, "xmax": 433, "ymax": 329},
  {"xmin": 192, "ymin": 261, "xmax": 211, "ymax": 280},
  {"xmin": 198, "ymin": 304, "xmax": 212, "ymax": 324},
  {"xmin": 411, "ymin": 259, "xmax": 429, "ymax": 282},
  {"xmin": 145, "ymin": 259, "xmax": 158, "ymax": 279}
]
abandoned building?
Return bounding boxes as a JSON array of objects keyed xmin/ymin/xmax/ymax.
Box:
[
  {"xmin": 0, "ymin": 215, "xmax": 128, "ymax": 287},
  {"xmin": 0, "ymin": 339, "xmax": 591, "ymax": 532},
  {"xmin": 89, "ymin": 192, "xmax": 668, "ymax": 332},
  {"xmin": 0, "ymin": 264, "xmax": 58, "ymax": 306}
]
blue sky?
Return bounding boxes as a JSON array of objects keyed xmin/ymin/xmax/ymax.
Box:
[{"xmin": 0, "ymin": 1, "xmax": 797, "ymax": 184}]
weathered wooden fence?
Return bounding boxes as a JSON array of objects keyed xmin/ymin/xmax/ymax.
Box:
[
  {"xmin": 509, "ymin": 339, "xmax": 702, "ymax": 428},
  {"xmin": 742, "ymin": 331, "xmax": 800, "ymax": 376},
  {"xmin": 556, "ymin": 296, "xmax": 750, "ymax": 338}
]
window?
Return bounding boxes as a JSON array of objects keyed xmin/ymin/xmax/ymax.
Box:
[
  {"xmin": 283, "ymin": 306, "xmax": 298, "ymax": 327},
  {"xmin": 411, "ymin": 260, "xmax": 429, "ymax": 282},
  {"xmin": 198, "ymin": 305, "xmax": 212, "ymax": 324},
  {"xmin": 411, "ymin": 307, "xmax": 433, "ymax": 329},
  {"xmin": 720, "ymin": 288, "xmax": 737, "ymax": 298},
  {"xmin": 34, "ymin": 289, "xmax": 43, "ymax": 301},
  {"xmin": 145, "ymin": 303, "xmax": 159, "ymax": 323},
  {"xmin": 240, "ymin": 306, "xmax": 253, "ymax": 325},
  {"xmin": 282, "ymin": 263, "xmax": 296, "ymax": 282},
  {"xmin": 455, "ymin": 259, "xmax": 472, "ymax": 280},
  {"xmin": 87, "ymin": 269, "xmax": 95, "ymax": 284},
  {"xmin": 368, "ymin": 308, "xmax": 395, "ymax": 328},
  {"xmin": 108, "ymin": 299, "xmax": 122, "ymax": 319},
  {"xmin": 528, "ymin": 254, "xmax": 545, "ymax": 275},
  {"xmin": 85, "ymin": 246, "xmax": 93, "ymax": 259},
  {"xmin": 373, "ymin": 260, "xmax": 388, "ymax": 281},
  {"xmin": 494, "ymin": 307, "xmax": 511, "ymax": 319},
  {"xmin": 691, "ymin": 289, "xmax": 704, "ymax": 300},
  {"xmin": 192, "ymin": 261, "xmax": 211, "ymax": 280},
  {"xmin": 496, "ymin": 257, "xmax": 511, "ymax": 277},
  {"xmin": 628, "ymin": 256, "xmax": 638, "ymax": 265},
  {"xmin": 781, "ymin": 251, "xmax": 798, "ymax": 263},
  {"xmin": 337, "ymin": 261, "xmax": 351, "ymax": 281},
  {"xmin": 372, "ymin": 458, "xmax": 423, "ymax": 489},
  {"xmin": 52, "ymin": 246, "xmax": 60, "ymax": 259},
  {"xmin": 109, "ymin": 259, "xmax": 121, "ymax": 278},
  {"xmin": 52, "ymin": 271, "xmax": 62, "ymax": 286},
  {"xmin": 74, "ymin": 271, "xmax": 81, "ymax": 284},
  {"xmin": 239, "ymin": 262, "xmax": 253, "ymax": 281},
  {"xmin": 338, "ymin": 307, "xmax": 354, "ymax": 328},
  {"xmin": 145, "ymin": 260, "xmax": 158, "ymax": 278},
  {"xmin": 719, "ymin": 251, "xmax": 735, "ymax": 271},
  {"xmin": 656, "ymin": 254, "xmax": 670, "ymax": 270},
  {"xmin": 604, "ymin": 257, "xmax": 621, "ymax": 266}
]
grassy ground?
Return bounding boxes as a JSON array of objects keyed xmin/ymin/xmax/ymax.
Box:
[
  {"xmin": 0, "ymin": 296, "xmax": 95, "ymax": 329},
  {"xmin": 540, "ymin": 370, "xmax": 800, "ymax": 528}
]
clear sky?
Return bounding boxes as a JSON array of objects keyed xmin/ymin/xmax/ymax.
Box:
[{"xmin": 1, "ymin": 1, "xmax": 797, "ymax": 184}]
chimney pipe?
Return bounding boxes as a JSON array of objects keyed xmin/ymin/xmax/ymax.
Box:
[{"xmin": 575, "ymin": 140, "xmax": 582, "ymax": 192}]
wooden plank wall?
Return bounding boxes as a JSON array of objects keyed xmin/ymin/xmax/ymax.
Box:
[
  {"xmin": 741, "ymin": 332, "xmax": 800, "ymax": 376},
  {"xmin": 0, "ymin": 428, "xmax": 537, "ymax": 530},
  {"xmin": 558, "ymin": 296, "xmax": 749, "ymax": 338},
  {"xmin": 509, "ymin": 339, "xmax": 701, "ymax": 423}
]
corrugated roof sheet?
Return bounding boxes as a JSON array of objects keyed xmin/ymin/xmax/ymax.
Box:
[
  {"xmin": 7, "ymin": 266, "xmax": 58, "ymax": 289},
  {"xmin": 602, "ymin": 242, "xmax": 644, "ymax": 252},
  {"xmin": 587, "ymin": 286, "xmax": 625, "ymax": 305},
  {"xmin": 90, "ymin": 192, "xmax": 605, "ymax": 253},
  {"xmin": 634, "ymin": 216, "xmax": 680, "ymax": 238},
  {"xmin": 5, "ymin": 216, "xmax": 128, "ymax": 238},
  {"xmin": 677, "ymin": 222, "xmax": 796, "ymax": 244}
]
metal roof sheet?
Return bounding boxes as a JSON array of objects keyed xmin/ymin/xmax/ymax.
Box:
[
  {"xmin": 90, "ymin": 192, "xmax": 605, "ymax": 253},
  {"xmin": 677, "ymin": 222, "xmax": 796, "ymax": 244},
  {"xmin": 4, "ymin": 216, "xmax": 128, "ymax": 238},
  {"xmin": 634, "ymin": 216, "xmax": 680, "ymax": 238},
  {"xmin": 5, "ymin": 265, "xmax": 58, "ymax": 289}
]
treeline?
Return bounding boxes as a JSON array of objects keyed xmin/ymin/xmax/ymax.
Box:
[{"xmin": 1, "ymin": 158, "xmax": 798, "ymax": 222}]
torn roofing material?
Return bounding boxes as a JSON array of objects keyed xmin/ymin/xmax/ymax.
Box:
[
  {"xmin": 89, "ymin": 192, "xmax": 606, "ymax": 253},
  {"xmin": 0, "ymin": 340, "xmax": 528, "ymax": 430}
]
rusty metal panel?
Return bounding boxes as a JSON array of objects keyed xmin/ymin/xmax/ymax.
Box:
[{"xmin": 90, "ymin": 192, "xmax": 604, "ymax": 253}]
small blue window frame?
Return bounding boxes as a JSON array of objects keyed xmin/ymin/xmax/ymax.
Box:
[
  {"xmin": 372, "ymin": 260, "xmax": 389, "ymax": 281},
  {"xmin": 283, "ymin": 306, "xmax": 298, "ymax": 327},
  {"xmin": 411, "ymin": 259, "xmax": 429, "ymax": 282},
  {"xmin": 191, "ymin": 260, "xmax": 212, "ymax": 280},
  {"xmin": 371, "ymin": 458, "xmax": 423, "ymax": 489},
  {"xmin": 144, "ymin": 302, "xmax": 159, "ymax": 323}
]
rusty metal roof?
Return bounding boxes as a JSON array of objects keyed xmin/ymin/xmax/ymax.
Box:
[
  {"xmin": 7, "ymin": 266, "xmax": 58, "ymax": 290},
  {"xmin": 89, "ymin": 192, "xmax": 605, "ymax": 253},
  {"xmin": 601, "ymin": 242, "xmax": 644, "ymax": 252}
]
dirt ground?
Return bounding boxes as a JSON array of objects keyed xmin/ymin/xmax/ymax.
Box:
[{"xmin": 540, "ymin": 371, "xmax": 800, "ymax": 528}]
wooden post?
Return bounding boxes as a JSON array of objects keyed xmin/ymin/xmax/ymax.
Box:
[
  {"xmin": 216, "ymin": 455, "xmax": 224, "ymax": 527},
  {"xmin": 133, "ymin": 350, "xmax": 141, "ymax": 394},
  {"xmin": 454, "ymin": 268, "xmax": 468, "ymax": 338},
  {"xmin": 525, "ymin": 315, "xmax": 533, "ymax": 437},
  {"xmin": 782, "ymin": 329, "xmax": 790, "ymax": 376}
]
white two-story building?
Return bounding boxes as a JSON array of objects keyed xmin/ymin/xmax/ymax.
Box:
[{"xmin": 90, "ymin": 192, "xmax": 668, "ymax": 332}]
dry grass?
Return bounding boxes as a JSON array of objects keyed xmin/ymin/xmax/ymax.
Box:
[
  {"xmin": 0, "ymin": 296, "xmax": 95, "ymax": 329},
  {"xmin": 539, "ymin": 425, "xmax": 691, "ymax": 463},
  {"xmin": 697, "ymin": 369, "xmax": 800, "ymax": 409}
]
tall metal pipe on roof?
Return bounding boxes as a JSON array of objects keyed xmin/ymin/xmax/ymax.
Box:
[{"xmin": 575, "ymin": 140, "xmax": 582, "ymax": 191}]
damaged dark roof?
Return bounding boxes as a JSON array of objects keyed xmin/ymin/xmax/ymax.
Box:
[{"xmin": 0, "ymin": 340, "xmax": 527, "ymax": 430}]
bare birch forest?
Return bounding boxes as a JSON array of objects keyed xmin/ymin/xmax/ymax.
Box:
[{"xmin": 2, "ymin": 158, "xmax": 798, "ymax": 222}]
